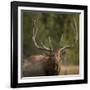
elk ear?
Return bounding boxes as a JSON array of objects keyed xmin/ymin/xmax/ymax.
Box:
[
  {"xmin": 60, "ymin": 51, "xmax": 66, "ymax": 61},
  {"xmin": 61, "ymin": 50, "xmax": 66, "ymax": 55}
]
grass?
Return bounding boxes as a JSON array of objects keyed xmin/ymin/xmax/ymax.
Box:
[{"xmin": 60, "ymin": 65, "xmax": 79, "ymax": 75}]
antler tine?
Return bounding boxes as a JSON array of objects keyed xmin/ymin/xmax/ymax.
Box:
[
  {"xmin": 33, "ymin": 19, "xmax": 37, "ymax": 37},
  {"xmin": 73, "ymin": 16, "xmax": 78, "ymax": 44}
]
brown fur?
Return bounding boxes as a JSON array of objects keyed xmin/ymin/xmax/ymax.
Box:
[{"xmin": 23, "ymin": 50, "xmax": 62, "ymax": 77}]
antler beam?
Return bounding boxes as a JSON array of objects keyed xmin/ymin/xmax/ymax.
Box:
[
  {"xmin": 60, "ymin": 16, "xmax": 78, "ymax": 52},
  {"xmin": 32, "ymin": 19, "xmax": 52, "ymax": 52},
  {"xmin": 60, "ymin": 44, "xmax": 74, "ymax": 52}
]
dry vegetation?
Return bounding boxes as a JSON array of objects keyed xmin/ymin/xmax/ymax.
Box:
[{"xmin": 60, "ymin": 65, "xmax": 79, "ymax": 75}]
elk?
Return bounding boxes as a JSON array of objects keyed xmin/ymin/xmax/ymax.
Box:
[{"xmin": 23, "ymin": 17, "xmax": 77, "ymax": 77}]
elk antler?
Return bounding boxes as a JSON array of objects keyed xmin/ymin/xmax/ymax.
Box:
[
  {"xmin": 32, "ymin": 19, "xmax": 52, "ymax": 52},
  {"xmin": 60, "ymin": 16, "xmax": 78, "ymax": 52},
  {"xmin": 60, "ymin": 44, "xmax": 74, "ymax": 52}
]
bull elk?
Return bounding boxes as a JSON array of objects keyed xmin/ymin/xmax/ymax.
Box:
[{"xmin": 23, "ymin": 17, "xmax": 77, "ymax": 77}]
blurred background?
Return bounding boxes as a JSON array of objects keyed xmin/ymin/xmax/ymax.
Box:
[{"xmin": 22, "ymin": 10, "xmax": 79, "ymax": 75}]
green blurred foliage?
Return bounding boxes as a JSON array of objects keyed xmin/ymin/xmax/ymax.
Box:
[{"xmin": 22, "ymin": 10, "xmax": 79, "ymax": 65}]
